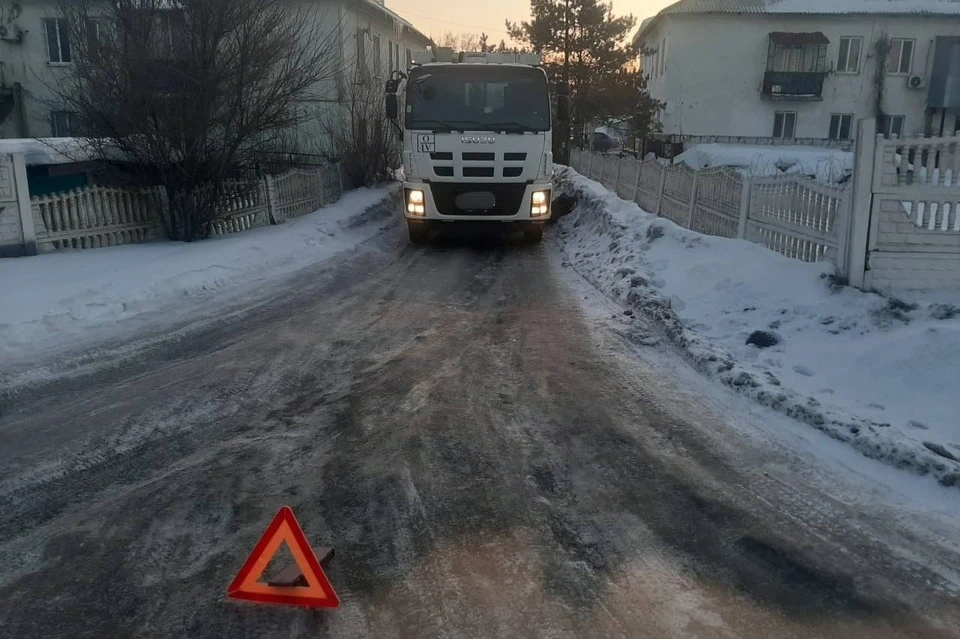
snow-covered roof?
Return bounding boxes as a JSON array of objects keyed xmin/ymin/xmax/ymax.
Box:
[
  {"xmin": 0, "ymin": 138, "xmax": 100, "ymax": 166},
  {"xmin": 637, "ymin": 0, "xmax": 960, "ymax": 41},
  {"xmin": 355, "ymin": 0, "xmax": 432, "ymax": 46}
]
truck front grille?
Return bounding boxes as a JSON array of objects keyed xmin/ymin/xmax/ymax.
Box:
[{"xmin": 428, "ymin": 182, "xmax": 528, "ymax": 216}]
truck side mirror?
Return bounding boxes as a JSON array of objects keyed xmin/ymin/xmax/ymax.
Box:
[
  {"xmin": 557, "ymin": 95, "xmax": 570, "ymax": 122},
  {"xmin": 386, "ymin": 94, "xmax": 398, "ymax": 120}
]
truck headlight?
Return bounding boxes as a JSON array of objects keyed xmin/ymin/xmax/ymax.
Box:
[
  {"xmin": 531, "ymin": 190, "xmax": 550, "ymax": 217},
  {"xmin": 406, "ymin": 188, "xmax": 425, "ymax": 216}
]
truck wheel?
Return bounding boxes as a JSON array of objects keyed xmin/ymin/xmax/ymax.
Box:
[
  {"xmin": 408, "ymin": 222, "xmax": 430, "ymax": 245},
  {"xmin": 524, "ymin": 225, "xmax": 543, "ymax": 244}
]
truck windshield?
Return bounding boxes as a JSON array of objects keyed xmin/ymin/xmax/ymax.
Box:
[{"xmin": 406, "ymin": 66, "xmax": 550, "ymax": 132}]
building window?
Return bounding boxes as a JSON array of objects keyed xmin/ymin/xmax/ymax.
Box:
[
  {"xmin": 51, "ymin": 111, "xmax": 79, "ymax": 137},
  {"xmin": 886, "ymin": 38, "xmax": 914, "ymax": 74},
  {"xmin": 880, "ymin": 114, "xmax": 906, "ymax": 138},
  {"xmin": 151, "ymin": 10, "xmax": 186, "ymax": 60},
  {"xmin": 373, "ymin": 35, "xmax": 382, "ymax": 75},
  {"xmin": 828, "ymin": 114, "xmax": 853, "ymax": 140},
  {"xmin": 406, "ymin": 47, "xmax": 412, "ymax": 67},
  {"xmin": 388, "ymin": 39, "xmax": 394, "ymax": 73},
  {"xmin": 44, "ymin": 18, "xmax": 71, "ymax": 63},
  {"xmin": 395, "ymin": 43, "xmax": 400, "ymax": 70},
  {"xmin": 86, "ymin": 18, "xmax": 103, "ymax": 48},
  {"xmin": 356, "ymin": 28, "xmax": 367, "ymax": 78},
  {"xmin": 836, "ymin": 37, "xmax": 862, "ymax": 73},
  {"xmin": 660, "ymin": 38, "xmax": 665, "ymax": 75},
  {"xmin": 773, "ymin": 111, "xmax": 797, "ymax": 139}
]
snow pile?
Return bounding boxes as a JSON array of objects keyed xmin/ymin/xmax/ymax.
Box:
[
  {"xmin": 556, "ymin": 167, "xmax": 960, "ymax": 486},
  {"xmin": 672, "ymin": 144, "xmax": 853, "ymax": 185},
  {"xmin": 0, "ymin": 187, "xmax": 396, "ymax": 364}
]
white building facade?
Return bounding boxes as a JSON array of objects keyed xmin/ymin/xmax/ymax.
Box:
[
  {"xmin": 636, "ymin": 0, "xmax": 960, "ymax": 146},
  {"xmin": 0, "ymin": 0, "xmax": 431, "ymax": 150}
]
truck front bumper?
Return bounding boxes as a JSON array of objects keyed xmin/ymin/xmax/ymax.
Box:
[{"xmin": 402, "ymin": 181, "xmax": 551, "ymax": 222}]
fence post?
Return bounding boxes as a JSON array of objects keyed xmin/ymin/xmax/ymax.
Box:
[
  {"xmin": 737, "ymin": 177, "xmax": 752, "ymax": 239},
  {"xmin": 265, "ymin": 174, "xmax": 280, "ymax": 224},
  {"xmin": 614, "ymin": 157, "xmax": 622, "ymax": 193},
  {"xmin": 11, "ymin": 153, "xmax": 37, "ymax": 256},
  {"xmin": 598, "ymin": 155, "xmax": 605, "ymax": 183},
  {"xmin": 632, "ymin": 161, "xmax": 642, "ymax": 202},
  {"xmin": 337, "ymin": 162, "xmax": 345, "ymax": 196},
  {"xmin": 846, "ymin": 119, "xmax": 878, "ymax": 289},
  {"xmin": 318, "ymin": 167, "xmax": 326, "ymax": 207},
  {"xmin": 655, "ymin": 165, "xmax": 667, "ymax": 216},
  {"xmin": 586, "ymin": 152, "xmax": 593, "ymax": 178},
  {"xmin": 686, "ymin": 171, "xmax": 700, "ymax": 229}
]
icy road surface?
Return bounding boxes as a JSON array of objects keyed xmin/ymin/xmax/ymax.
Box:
[{"xmin": 1, "ymin": 226, "xmax": 958, "ymax": 638}]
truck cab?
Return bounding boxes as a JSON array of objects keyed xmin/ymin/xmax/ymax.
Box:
[{"xmin": 387, "ymin": 52, "xmax": 564, "ymax": 244}]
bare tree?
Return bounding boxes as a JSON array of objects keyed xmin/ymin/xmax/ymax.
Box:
[
  {"xmin": 51, "ymin": 0, "xmax": 341, "ymax": 241},
  {"xmin": 325, "ymin": 71, "xmax": 399, "ymax": 188},
  {"xmin": 439, "ymin": 31, "xmax": 481, "ymax": 52}
]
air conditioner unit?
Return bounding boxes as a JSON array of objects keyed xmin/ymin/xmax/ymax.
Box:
[{"xmin": 907, "ymin": 75, "xmax": 926, "ymax": 90}]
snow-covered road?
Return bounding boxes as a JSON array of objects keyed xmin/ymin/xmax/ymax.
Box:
[{"xmin": 1, "ymin": 189, "xmax": 958, "ymax": 638}]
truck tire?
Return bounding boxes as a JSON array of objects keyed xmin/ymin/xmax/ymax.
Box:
[
  {"xmin": 408, "ymin": 222, "xmax": 430, "ymax": 245},
  {"xmin": 524, "ymin": 224, "xmax": 543, "ymax": 244}
]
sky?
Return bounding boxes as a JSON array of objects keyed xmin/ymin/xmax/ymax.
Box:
[{"xmin": 387, "ymin": 0, "xmax": 677, "ymax": 45}]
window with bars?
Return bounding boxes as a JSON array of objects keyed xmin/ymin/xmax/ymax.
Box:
[
  {"xmin": 773, "ymin": 111, "xmax": 797, "ymax": 139},
  {"xmin": 828, "ymin": 114, "xmax": 853, "ymax": 140},
  {"xmin": 886, "ymin": 38, "xmax": 914, "ymax": 74},
  {"xmin": 836, "ymin": 37, "xmax": 862, "ymax": 73},
  {"xmin": 44, "ymin": 18, "xmax": 71, "ymax": 63}
]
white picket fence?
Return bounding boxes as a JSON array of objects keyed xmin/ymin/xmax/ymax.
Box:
[
  {"xmin": 569, "ymin": 148, "xmax": 849, "ymax": 266},
  {"xmin": 31, "ymin": 163, "xmax": 345, "ymax": 251}
]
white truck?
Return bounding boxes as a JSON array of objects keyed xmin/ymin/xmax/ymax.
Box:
[{"xmin": 386, "ymin": 51, "xmax": 568, "ymax": 244}]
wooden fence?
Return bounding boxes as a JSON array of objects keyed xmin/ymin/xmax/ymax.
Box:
[
  {"xmin": 569, "ymin": 148, "xmax": 849, "ymax": 267},
  {"xmin": 30, "ymin": 163, "xmax": 345, "ymax": 252}
]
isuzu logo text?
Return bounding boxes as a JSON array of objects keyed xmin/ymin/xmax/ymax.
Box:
[{"xmin": 462, "ymin": 136, "xmax": 496, "ymax": 144}]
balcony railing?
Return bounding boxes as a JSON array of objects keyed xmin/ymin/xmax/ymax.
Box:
[{"xmin": 762, "ymin": 71, "xmax": 826, "ymax": 100}]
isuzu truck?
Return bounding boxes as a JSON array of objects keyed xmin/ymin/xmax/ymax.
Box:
[{"xmin": 386, "ymin": 51, "xmax": 567, "ymax": 244}]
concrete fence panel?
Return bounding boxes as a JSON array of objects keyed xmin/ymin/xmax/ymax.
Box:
[
  {"xmin": 616, "ymin": 157, "xmax": 640, "ymax": 201},
  {"xmin": 746, "ymin": 175, "xmax": 846, "ymax": 263},
  {"xmin": 32, "ymin": 185, "xmax": 164, "ymax": 252},
  {"xmin": 636, "ymin": 159, "xmax": 663, "ymax": 214},
  {"xmin": 865, "ymin": 132, "xmax": 960, "ymax": 290},
  {"xmin": 692, "ymin": 168, "xmax": 742, "ymax": 238},
  {"xmin": 659, "ymin": 163, "xmax": 695, "ymax": 227},
  {"xmin": 209, "ymin": 179, "xmax": 270, "ymax": 236}
]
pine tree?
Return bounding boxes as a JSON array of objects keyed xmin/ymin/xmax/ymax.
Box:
[{"xmin": 507, "ymin": 0, "xmax": 658, "ymax": 158}]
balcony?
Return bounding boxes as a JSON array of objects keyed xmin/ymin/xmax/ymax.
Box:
[
  {"xmin": 762, "ymin": 71, "xmax": 826, "ymax": 100},
  {"xmin": 763, "ymin": 32, "xmax": 828, "ymax": 101}
]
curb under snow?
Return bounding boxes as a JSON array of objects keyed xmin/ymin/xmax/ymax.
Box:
[{"xmin": 555, "ymin": 168, "xmax": 960, "ymax": 488}]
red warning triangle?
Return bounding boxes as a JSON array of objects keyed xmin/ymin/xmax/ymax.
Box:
[{"xmin": 227, "ymin": 506, "xmax": 340, "ymax": 609}]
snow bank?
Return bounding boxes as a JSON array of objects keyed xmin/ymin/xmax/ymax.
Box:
[
  {"xmin": 556, "ymin": 167, "xmax": 960, "ymax": 487},
  {"xmin": 672, "ymin": 144, "xmax": 853, "ymax": 185},
  {"xmin": 0, "ymin": 187, "xmax": 396, "ymax": 364}
]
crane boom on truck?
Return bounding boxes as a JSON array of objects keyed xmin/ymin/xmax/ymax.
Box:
[{"xmin": 386, "ymin": 50, "xmax": 568, "ymax": 244}]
